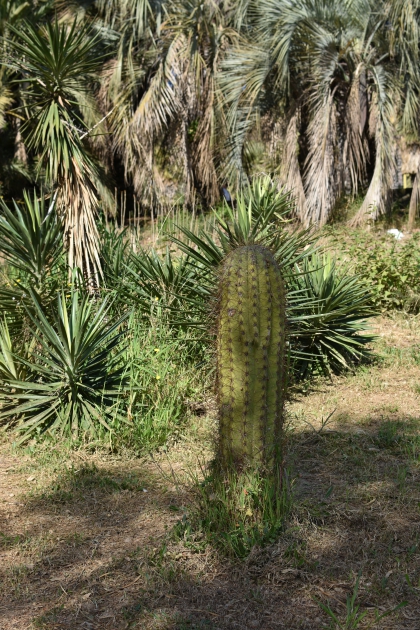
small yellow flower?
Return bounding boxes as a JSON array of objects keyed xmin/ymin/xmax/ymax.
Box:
[
  {"xmin": 155, "ymin": 375, "xmax": 161, "ymax": 380},
  {"xmin": 154, "ymin": 296, "xmax": 159, "ymax": 301},
  {"xmin": 154, "ymin": 348, "xmax": 160, "ymax": 352},
  {"xmin": 16, "ymin": 279, "xmax": 21, "ymax": 283}
]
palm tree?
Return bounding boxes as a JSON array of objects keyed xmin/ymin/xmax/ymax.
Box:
[
  {"xmin": 220, "ymin": 0, "xmax": 420, "ymax": 226},
  {"xmin": 3, "ymin": 0, "xmax": 419, "ymax": 231},
  {"xmin": 94, "ymin": 0, "xmax": 236, "ymax": 210},
  {"xmin": 7, "ymin": 18, "xmax": 111, "ymax": 280}
]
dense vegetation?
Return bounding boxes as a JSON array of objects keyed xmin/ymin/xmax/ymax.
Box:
[
  {"xmin": 1, "ymin": 0, "xmax": 420, "ymax": 277},
  {"xmin": 1, "ymin": 7, "xmax": 420, "ymax": 629},
  {"xmin": 0, "ymin": 179, "xmax": 377, "ymax": 445}
]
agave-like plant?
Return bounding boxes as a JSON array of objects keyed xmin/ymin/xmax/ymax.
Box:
[
  {"xmin": 0, "ymin": 189, "xmax": 65, "ymax": 337},
  {"xmin": 0, "ymin": 190, "xmax": 63, "ymax": 291},
  {"xmin": 163, "ymin": 179, "xmax": 376, "ymax": 377},
  {"xmin": 170, "ymin": 178, "xmax": 314, "ymax": 271},
  {"xmin": 7, "ymin": 18, "xmax": 111, "ymax": 280},
  {"xmin": 0, "ymin": 288, "xmax": 129, "ymax": 442},
  {"xmin": 0, "ymin": 318, "xmax": 18, "ymax": 380},
  {"xmin": 123, "ymin": 247, "xmax": 207, "ymax": 326},
  {"xmin": 99, "ymin": 226, "xmax": 132, "ymax": 291},
  {"xmin": 288, "ymin": 253, "xmax": 376, "ymax": 378}
]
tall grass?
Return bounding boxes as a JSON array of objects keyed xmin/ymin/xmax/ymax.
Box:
[
  {"xmin": 175, "ymin": 463, "xmax": 293, "ymax": 558},
  {"xmin": 108, "ymin": 314, "xmax": 211, "ymax": 453}
]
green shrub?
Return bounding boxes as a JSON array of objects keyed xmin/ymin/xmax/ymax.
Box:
[
  {"xmin": 0, "ymin": 288, "xmax": 128, "ymax": 443},
  {"xmin": 330, "ymin": 230, "xmax": 420, "ymax": 311},
  {"xmin": 164, "ymin": 181, "xmax": 376, "ymax": 379},
  {"xmin": 0, "ymin": 190, "xmax": 66, "ymax": 336},
  {"xmin": 288, "ymin": 253, "xmax": 376, "ymax": 378}
]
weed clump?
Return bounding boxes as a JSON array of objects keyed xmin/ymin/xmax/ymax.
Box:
[{"xmin": 175, "ymin": 463, "xmax": 292, "ymax": 558}]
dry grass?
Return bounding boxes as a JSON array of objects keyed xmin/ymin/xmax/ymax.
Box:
[{"xmin": 0, "ymin": 313, "xmax": 419, "ymax": 630}]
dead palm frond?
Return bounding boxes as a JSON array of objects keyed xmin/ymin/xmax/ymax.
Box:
[
  {"xmin": 304, "ymin": 93, "xmax": 341, "ymax": 226},
  {"xmin": 97, "ymin": 0, "xmax": 234, "ymax": 210},
  {"xmin": 281, "ymin": 109, "xmax": 308, "ymax": 223},
  {"xmin": 350, "ymin": 64, "xmax": 396, "ymax": 226}
]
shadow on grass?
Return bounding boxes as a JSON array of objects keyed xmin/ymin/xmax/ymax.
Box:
[{"xmin": 1, "ymin": 414, "xmax": 419, "ymax": 629}]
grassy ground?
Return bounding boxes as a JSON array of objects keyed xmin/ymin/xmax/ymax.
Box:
[{"xmin": 0, "ymin": 313, "xmax": 419, "ymax": 630}]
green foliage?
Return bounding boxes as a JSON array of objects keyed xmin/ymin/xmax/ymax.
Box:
[
  {"xmin": 126, "ymin": 248, "xmax": 201, "ymax": 318},
  {"xmin": 7, "ymin": 17, "xmax": 110, "ymax": 277},
  {"xmin": 289, "ymin": 253, "xmax": 376, "ymax": 378},
  {"xmin": 0, "ymin": 178, "xmax": 377, "ymax": 453},
  {"xmin": 110, "ymin": 317, "xmax": 208, "ymax": 452},
  {"xmin": 99, "ymin": 226, "xmax": 131, "ymax": 289},
  {"xmin": 175, "ymin": 464, "xmax": 292, "ymax": 558},
  {"xmin": 0, "ymin": 318, "xmax": 18, "ymax": 380},
  {"xmin": 171, "ymin": 178, "xmax": 312, "ymax": 267},
  {"xmin": 8, "ymin": 19, "xmax": 101, "ymax": 185},
  {"xmin": 0, "ymin": 190, "xmax": 66, "ymax": 337},
  {"xmin": 0, "ymin": 288, "xmax": 128, "ymax": 443},
  {"xmin": 344, "ymin": 233, "xmax": 420, "ymax": 311},
  {"xmin": 0, "ymin": 187, "xmax": 209, "ymax": 451},
  {"xmin": 165, "ymin": 181, "xmax": 376, "ymax": 379},
  {"xmin": 0, "ymin": 190, "xmax": 63, "ymax": 291},
  {"xmin": 217, "ymin": 245, "xmax": 287, "ymax": 468}
]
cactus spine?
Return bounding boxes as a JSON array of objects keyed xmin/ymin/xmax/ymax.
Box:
[{"xmin": 217, "ymin": 245, "xmax": 287, "ymax": 469}]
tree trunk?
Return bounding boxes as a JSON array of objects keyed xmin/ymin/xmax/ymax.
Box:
[
  {"xmin": 14, "ymin": 119, "xmax": 27, "ymax": 164},
  {"xmin": 181, "ymin": 113, "xmax": 193, "ymax": 209},
  {"xmin": 408, "ymin": 172, "xmax": 419, "ymax": 231}
]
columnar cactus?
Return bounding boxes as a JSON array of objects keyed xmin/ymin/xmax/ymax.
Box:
[{"xmin": 217, "ymin": 245, "xmax": 287, "ymax": 469}]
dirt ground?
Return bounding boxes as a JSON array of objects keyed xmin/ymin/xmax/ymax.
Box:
[{"xmin": 1, "ymin": 314, "xmax": 419, "ymax": 630}]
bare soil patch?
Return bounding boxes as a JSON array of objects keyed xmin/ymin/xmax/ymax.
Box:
[{"xmin": 0, "ymin": 314, "xmax": 419, "ymax": 630}]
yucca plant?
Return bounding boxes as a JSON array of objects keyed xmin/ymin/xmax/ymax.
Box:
[
  {"xmin": 0, "ymin": 318, "xmax": 19, "ymax": 380},
  {"xmin": 7, "ymin": 19, "xmax": 111, "ymax": 280},
  {"xmin": 0, "ymin": 189, "xmax": 63, "ymax": 291},
  {"xmin": 167, "ymin": 180, "xmax": 375, "ymax": 378},
  {"xmin": 99, "ymin": 226, "xmax": 131, "ymax": 291},
  {"xmin": 0, "ymin": 189, "xmax": 65, "ymax": 337},
  {"xmin": 0, "ymin": 288, "xmax": 129, "ymax": 443},
  {"xmin": 124, "ymin": 247, "xmax": 209, "ymax": 326},
  {"xmin": 288, "ymin": 253, "xmax": 376, "ymax": 378},
  {"xmin": 171, "ymin": 179, "xmax": 313, "ymax": 269}
]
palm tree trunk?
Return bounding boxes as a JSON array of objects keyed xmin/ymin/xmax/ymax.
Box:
[
  {"xmin": 408, "ymin": 172, "xmax": 419, "ymax": 231},
  {"xmin": 14, "ymin": 119, "xmax": 27, "ymax": 164},
  {"xmin": 281, "ymin": 109, "xmax": 308, "ymax": 224},
  {"xmin": 350, "ymin": 129, "xmax": 393, "ymax": 226},
  {"xmin": 181, "ymin": 113, "xmax": 193, "ymax": 209}
]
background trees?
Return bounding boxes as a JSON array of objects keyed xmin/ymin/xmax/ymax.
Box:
[{"xmin": 1, "ymin": 0, "xmax": 420, "ymax": 276}]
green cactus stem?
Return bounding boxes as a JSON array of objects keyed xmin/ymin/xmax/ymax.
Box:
[{"xmin": 217, "ymin": 245, "xmax": 287, "ymax": 469}]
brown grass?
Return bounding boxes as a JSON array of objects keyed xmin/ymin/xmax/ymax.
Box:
[{"xmin": 0, "ymin": 313, "xmax": 419, "ymax": 630}]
